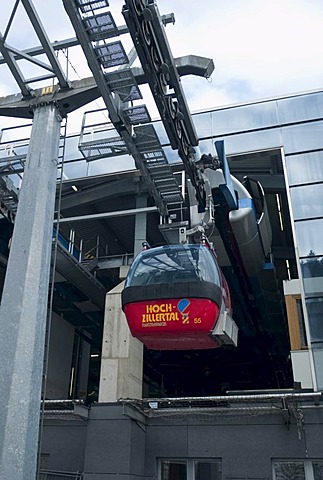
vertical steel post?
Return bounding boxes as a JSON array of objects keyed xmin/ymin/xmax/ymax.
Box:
[
  {"xmin": 0, "ymin": 103, "xmax": 62, "ymax": 480},
  {"xmin": 134, "ymin": 195, "xmax": 147, "ymax": 257}
]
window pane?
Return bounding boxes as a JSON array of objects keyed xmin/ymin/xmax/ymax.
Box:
[
  {"xmin": 282, "ymin": 121, "xmax": 323, "ymax": 154},
  {"xmin": 296, "ymin": 298, "xmax": 308, "ymax": 348},
  {"xmin": 87, "ymin": 154, "xmax": 135, "ymax": 176},
  {"xmin": 161, "ymin": 461, "xmax": 187, "ymax": 480},
  {"xmin": 163, "ymin": 146, "xmax": 182, "ymax": 164},
  {"xmin": 278, "ymin": 92, "xmax": 323, "ymax": 124},
  {"xmin": 306, "ymin": 298, "xmax": 323, "ymax": 343},
  {"xmin": 295, "ymin": 219, "xmax": 323, "ymax": 257},
  {"xmin": 285, "ymin": 152, "xmax": 323, "ymax": 186},
  {"xmin": 301, "ymin": 257, "xmax": 323, "ymax": 297},
  {"xmin": 193, "ymin": 101, "xmax": 278, "ymax": 138},
  {"xmin": 63, "ymin": 159, "xmax": 88, "ymax": 179},
  {"xmin": 126, "ymin": 244, "xmax": 221, "ymax": 287},
  {"xmin": 313, "ymin": 461, "xmax": 323, "ymax": 480},
  {"xmin": 290, "ymin": 184, "xmax": 323, "ymax": 220},
  {"xmin": 64, "ymin": 135, "xmax": 84, "ymax": 161},
  {"xmin": 153, "ymin": 120, "xmax": 169, "ymax": 145},
  {"xmin": 195, "ymin": 461, "xmax": 222, "ymax": 480},
  {"xmin": 274, "ymin": 461, "xmax": 305, "ymax": 480},
  {"xmin": 214, "ymin": 129, "xmax": 281, "ymax": 156}
]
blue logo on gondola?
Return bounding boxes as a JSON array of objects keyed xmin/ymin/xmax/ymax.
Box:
[
  {"xmin": 178, "ymin": 299, "xmax": 190, "ymax": 312},
  {"xmin": 178, "ymin": 299, "xmax": 190, "ymax": 324}
]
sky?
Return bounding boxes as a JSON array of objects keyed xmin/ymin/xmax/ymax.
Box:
[
  {"xmin": 163, "ymin": 0, "xmax": 323, "ymax": 110},
  {"xmin": 1, "ymin": 0, "xmax": 323, "ymax": 134}
]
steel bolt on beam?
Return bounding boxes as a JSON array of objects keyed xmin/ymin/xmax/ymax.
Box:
[{"xmin": 0, "ymin": 103, "xmax": 61, "ymax": 480}]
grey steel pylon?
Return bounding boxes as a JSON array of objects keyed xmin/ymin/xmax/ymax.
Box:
[{"xmin": 0, "ymin": 103, "xmax": 61, "ymax": 480}]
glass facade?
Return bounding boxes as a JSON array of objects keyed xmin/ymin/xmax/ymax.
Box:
[
  {"xmin": 193, "ymin": 91, "xmax": 323, "ymax": 390},
  {"xmin": 306, "ymin": 298, "xmax": 323, "ymax": 344},
  {"xmin": 281, "ymin": 120, "xmax": 323, "ymax": 154},
  {"xmin": 295, "ymin": 220, "xmax": 323, "ymax": 257},
  {"xmin": 277, "ymin": 91, "xmax": 323, "ymax": 124},
  {"xmin": 285, "ymin": 151, "xmax": 323, "ymax": 186},
  {"xmin": 290, "ymin": 184, "xmax": 323, "ymax": 220},
  {"xmin": 280, "ymin": 97, "xmax": 323, "ymax": 384},
  {"xmin": 193, "ymin": 100, "xmax": 279, "ymax": 137}
]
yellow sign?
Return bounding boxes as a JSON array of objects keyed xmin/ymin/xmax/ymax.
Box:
[
  {"xmin": 142, "ymin": 303, "xmax": 179, "ymax": 323},
  {"xmin": 41, "ymin": 85, "xmax": 54, "ymax": 95}
]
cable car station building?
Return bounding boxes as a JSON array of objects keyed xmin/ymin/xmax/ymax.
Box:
[
  {"xmin": 33, "ymin": 90, "xmax": 323, "ymax": 480},
  {"xmin": 0, "ymin": 1, "xmax": 323, "ymax": 479}
]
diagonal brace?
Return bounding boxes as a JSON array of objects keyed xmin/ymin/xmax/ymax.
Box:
[
  {"xmin": 20, "ymin": 0, "xmax": 70, "ymax": 89},
  {"xmin": 0, "ymin": 33, "xmax": 31, "ymax": 97}
]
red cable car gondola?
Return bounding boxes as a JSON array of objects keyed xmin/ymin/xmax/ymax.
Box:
[{"xmin": 122, "ymin": 238, "xmax": 238, "ymax": 350}]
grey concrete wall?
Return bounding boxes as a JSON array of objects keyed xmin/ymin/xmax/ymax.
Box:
[
  {"xmin": 145, "ymin": 417, "xmax": 305, "ymax": 479},
  {"xmin": 41, "ymin": 420, "xmax": 87, "ymax": 472},
  {"xmin": 83, "ymin": 404, "xmax": 146, "ymax": 480},
  {"xmin": 42, "ymin": 403, "xmax": 323, "ymax": 479},
  {"xmin": 144, "ymin": 407, "xmax": 323, "ymax": 479}
]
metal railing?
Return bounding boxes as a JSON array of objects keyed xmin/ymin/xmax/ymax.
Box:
[{"xmin": 38, "ymin": 470, "xmax": 83, "ymax": 480}]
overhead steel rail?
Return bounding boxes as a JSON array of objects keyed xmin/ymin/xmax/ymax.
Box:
[{"xmin": 122, "ymin": 0, "xmax": 208, "ymax": 209}]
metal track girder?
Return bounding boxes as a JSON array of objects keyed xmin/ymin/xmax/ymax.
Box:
[{"xmin": 122, "ymin": 0, "xmax": 208, "ymax": 208}]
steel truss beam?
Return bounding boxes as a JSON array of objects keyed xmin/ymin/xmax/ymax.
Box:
[
  {"xmin": 0, "ymin": 33, "xmax": 31, "ymax": 97},
  {"xmin": 63, "ymin": 0, "xmax": 177, "ymax": 215},
  {"xmin": 20, "ymin": 0, "xmax": 70, "ymax": 89},
  {"xmin": 0, "ymin": 11, "xmax": 176, "ymax": 67},
  {"xmin": 0, "ymin": 0, "xmax": 70, "ymax": 96},
  {"xmin": 0, "ymin": 51, "xmax": 213, "ymax": 118}
]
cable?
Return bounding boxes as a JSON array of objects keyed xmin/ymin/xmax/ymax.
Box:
[{"xmin": 61, "ymin": 47, "xmax": 81, "ymax": 79}]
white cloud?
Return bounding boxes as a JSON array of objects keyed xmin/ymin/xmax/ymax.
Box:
[{"xmin": 158, "ymin": 0, "xmax": 323, "ymax": 106}]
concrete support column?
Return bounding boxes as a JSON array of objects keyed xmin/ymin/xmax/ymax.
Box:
[
  {"xmin": 0, "ymin": 103, "xmax": 62, "ymax": 480},
  {"xmin": 99, "ymin": 194, "xmax": 148, "ymax": 402},
  {"xmin": 99, "ymin": 282, "xmax": 143, "ymax": 402}
]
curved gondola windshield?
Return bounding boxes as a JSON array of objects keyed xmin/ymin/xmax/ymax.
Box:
[{"xmin": 125, "ymin": 244, "xmax": 221, "ymax": 287}]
